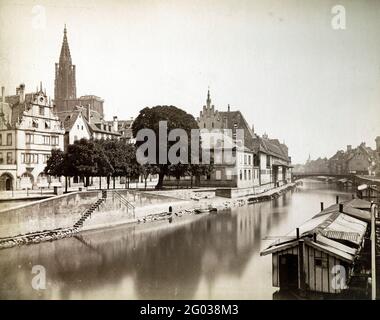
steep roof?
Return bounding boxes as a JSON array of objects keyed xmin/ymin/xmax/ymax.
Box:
[
  {"xmin": 255, "ymin": 136, "xmax": 289, "ymax": 161},
  {"xmin": 5, "ymin": 92, "xmax": 40, "ymax": 126}
]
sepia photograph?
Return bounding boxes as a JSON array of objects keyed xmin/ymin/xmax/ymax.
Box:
[{"xmin": 0, "ymin": 0, "xmax": 379, "ymax": 306}]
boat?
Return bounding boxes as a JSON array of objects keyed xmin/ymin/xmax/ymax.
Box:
[{"xmin": 194, "ymin": 207, "xmax": 217, "ymax": 214}]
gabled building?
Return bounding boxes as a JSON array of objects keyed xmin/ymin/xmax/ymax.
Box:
[
  {"xmin": 0, "ymin": 84, "xmax": 64, "ymax": 190},
  {"xmin": 346, "ymin": 142, "xmax": 376, "ymax": 175},
  {"xmin": 62, "ymin": 105, "xmax": 120, "ymax": 150},
  {"xmin": 196, "ymin": 89, "xmax": 291, "ymax": 194},
  {"xmin": 253, "ymin": 134, "xmax": 292, "ymax": 190}
]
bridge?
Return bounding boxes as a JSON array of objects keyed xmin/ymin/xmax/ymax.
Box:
[
  {"xmin": 292, "ymin": 173, "xmax": 354, "ymax": 180},
  {"xmin": 292, "ymin": 173, "xmax": 380, "ymax": 187}
]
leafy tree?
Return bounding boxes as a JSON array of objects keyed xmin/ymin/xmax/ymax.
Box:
[
  {"xmin": 44, "ymin": 148, "xmax": 72, "ymax": 192},
  {"xmin": 93, "ymin": 139, "xmax": 114, "ymax": 189},
  {"xmin": 140, "ymin": 163, "xmax": 159, "ymax": 190},
  {"xmin": 132, "ymin": 106, "xmax": 199, "ymax": 189}
]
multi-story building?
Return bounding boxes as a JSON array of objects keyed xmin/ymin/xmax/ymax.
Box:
[
  {"xmin": 0, "ymin": 84, "xmax": 64, "ymax": 190},
  {"xmin": 254, "ymin": 134, "xmax": 292, "ymax": 190},
  {"xmin": 196, "ymin": 89, "xmax": 291, "ymax": 194}
]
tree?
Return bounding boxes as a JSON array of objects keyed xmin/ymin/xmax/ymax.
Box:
[
  {"xmin": 132, "ymin": 106, "xmax": 199, "ymax": 189},
  {"xmin": 44, "ymin": 148, "xmax": 71, "ymax": 192},
  {"xmin": 140, "ymin": 163, "xmax": 159, "ymax": 190},
  {"xmin": 66, "ymin": 139, "xmax": 98, "ymax": 187},
  {"xmin": 93, "ymin": 139, "xmax": 114, "ymax": 189}
]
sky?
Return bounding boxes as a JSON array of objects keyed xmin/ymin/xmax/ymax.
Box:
[{"xmin": 0, "ymin": 0, "xmax": 379, "ymax": 163}]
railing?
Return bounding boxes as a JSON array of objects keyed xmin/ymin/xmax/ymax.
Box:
[{"xmin": 113, "ymin": 190, "xmax": 135, "ymax": 217}]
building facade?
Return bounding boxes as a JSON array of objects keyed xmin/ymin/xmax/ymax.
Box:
[
  {"xmin": 196, "ymin": 89, "xmax": 291, "ymax": 194},
  {"xmin": 0, "ymin": 84, "xmax": 64, "ymax": 190}
]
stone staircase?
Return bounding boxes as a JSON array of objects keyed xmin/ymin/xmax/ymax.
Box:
[{"xmin": 73, "ymin": 192, "xmax": 106, "ymax": 230}]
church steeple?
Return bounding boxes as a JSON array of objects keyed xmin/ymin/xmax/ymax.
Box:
[
  {"xmin": 206, "ymin": 87, "xmax": 211, "ymax": 108},
  {"xmin": 59, "ymin": 24, "xmax": 72, "ymax": 65},
  {"xmin": 55, "ymin": 25, "xmax": 77, "ymax": 105}
]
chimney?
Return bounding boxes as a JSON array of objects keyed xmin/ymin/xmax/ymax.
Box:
[
  {"xmin": 320, "ymin": 202, "xmax": 324, "ymax": 211},
  {"xmin": 227, "ymin": 104, "xmax": 230, "ymax": 112},
  {"xmin": 336, "ymin": 195, "xmax": 339, "ymax": 204},
  {"xmin": 339, "ymin": 203, "xmax": 343, "ymax": 213},
  {"xmin": 347, "ymin": 145, "xmax": 352, "ymax": 152},
  {"xmin": 296, "ymin": 228, "xmax": 300, "ymax": 239},
  {"xmin": 113, "ymin": 116, "xmax": 118, "ymax": 132},
  {"xmin": 19, "ymin": 83, "xmax": 25, "ymax": 103}
]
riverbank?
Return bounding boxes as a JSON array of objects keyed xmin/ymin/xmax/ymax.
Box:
[{"xmin": 0, "ymin": 182, "xmax": 300, "ymax": 250}]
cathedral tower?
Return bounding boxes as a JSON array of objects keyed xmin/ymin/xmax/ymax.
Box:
[{"xmin": 54, "ymin": 25, "xmax": 76, "ymax": 109}]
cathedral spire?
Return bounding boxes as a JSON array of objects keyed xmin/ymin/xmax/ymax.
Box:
[
  {"xmin": 55, "ymin": 24, "xmax": 77, "ymax": 103},
  {"xmin": 59, "ymin": 24, "xmax": 72, "ymax": 64}
]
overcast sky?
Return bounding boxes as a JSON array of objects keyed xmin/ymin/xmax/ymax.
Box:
[{"xmin": 0, "ymin": 0, "xmax": 379, "ymax": 163}]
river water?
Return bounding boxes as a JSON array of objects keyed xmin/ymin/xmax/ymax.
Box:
[{"xmin": 0, "ymin": 180, "xmax": 354, "ymax": 300}]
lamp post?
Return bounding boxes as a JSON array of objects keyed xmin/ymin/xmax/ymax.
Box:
[{"xmin": 371, "ymin": 202, "xmax": 377, "ymax": 300}]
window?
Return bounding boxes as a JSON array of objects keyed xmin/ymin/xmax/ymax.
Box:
[
  {"xmin": 0, "ymin": 153, "xmax": 3, "ymax": 164},
  {"xmin": 226, "ymin": 169, "xmax": 232, "ymax": 180},
  {"xmin": 81, "ymin": 125, "xmax": 84, "ymax": 130},
  {"xmin": 43, "ymin": 136, "xmax": 50, "ymax": 145},
  {"xmin": 77, "ymin": 125, "xmax": 80, "ymax": 129},
  {"xmin": 266, "ymin": 155, "xmax": 271, "ymax": 168},
  {"xmin": 32, "ymin": 119, "xmax": 38, "ymax": 128},
  {"xmin": 215, "ymin": 170, "xmax": 221, "ymax": 180},
  {"xmin": 211, "ymin": 122, "xmax": 214, "ymax": 128},
  {"xmin": 7, "ymin": 152, "xmax": 12, "ymax": 164},
  {"xmin": 45, "ymin": 121, "xmax": 51, "ymax": 129},
  {"xmin": 239, "ymin": 170, "xmax": 242, "ymax": 180},
  {"xmin": 51, "ymin": 136, "xmax": 59, "ymax": 146},
  {"xmin": 0, "ymin": 134, "xmax": 2, "ymax": 145},
  {"xmin": 244, "ymin": 169, "xmax": 247, "ymax": 180},
  {"xmin": 39, "ymin": 106, "xmax": 44, "ymax": 115},
  {"xmin": 7, "ymin": 133, "xmax": 12, "ymax": 146},
  {"xmin": 248, "ymin": 169, "xmax": 251, "ymax": 180},
  {"xmin": 248, "ymin": 155, "xmax": 251, "ymax": 165},
  {"xmin": 22, "ymin": 153, "xmax": 38, "ymax": 164},
  {"xmin": 41, "ymin": 154, "xmax": 50, "ymax": 164},
  {"xmin": 315, "ymin": 257, "xmax": 328, "ymax": 269},
  {"xmin": 244, "ymin": 154, "xmax": 247, "ymax": 165},
  {"xmin": 26, "ymin": 133, "xmax": 34, "ymax": 144}
]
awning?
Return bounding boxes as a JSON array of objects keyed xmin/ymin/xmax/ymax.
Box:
[{"xmin": 272, "ymin": 160, "xmax": 291, "ymax": 167}]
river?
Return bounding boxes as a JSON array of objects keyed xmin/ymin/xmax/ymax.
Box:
[{"xmin": 0, "ymin": 180, "xmax": 355, "ymax": 300}]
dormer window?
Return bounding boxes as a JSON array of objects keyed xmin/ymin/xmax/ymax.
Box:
[{"xmin": 45, "ymin": 121, "xmax": 50, "ymax": 129}]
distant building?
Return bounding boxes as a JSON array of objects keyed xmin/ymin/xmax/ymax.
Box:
[
  {"xmin": 195, "ymin": 89, "xmax": 291, "ymax": 194},
  {"xmin": 304, "ymin": 157, "xmax": 330, "ymax": 175},
  {"xmin": 104, "ymin": 117, "xmax": 135, "ymax": 143},
  {"xmin": 346, "ymin": 142, "xmax": 376, "ymax": 175},
  {"xmin": 54, "ymin": 26, "xmax": 104, "ymax": 122},
  {"xmin": 254, "ymin": 134, "xmax": 292, "ymax": 190},
  {"xmin": 62, "ymin": 106, "xmax": 121, "ymax": 150},
  {"xmin": 0, "ymin": 84, "xmax": 64, "ymax": 190}
]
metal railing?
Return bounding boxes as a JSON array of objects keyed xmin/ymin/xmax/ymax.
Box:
[{"xmin": 113, "ymin": 190, "xmax": 135, "ymax": 217}]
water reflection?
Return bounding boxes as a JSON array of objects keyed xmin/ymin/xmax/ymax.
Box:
[{"xmin": 0, "ymin": 181, "xmax": 353, "ymax": 299}]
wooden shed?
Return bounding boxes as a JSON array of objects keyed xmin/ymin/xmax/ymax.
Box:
[{"xmin": 261, "ymin": 206, "xmax": 369, "ymax": 294}]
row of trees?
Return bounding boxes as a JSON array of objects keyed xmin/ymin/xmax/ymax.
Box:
[{"xmin": 44, "ymin": 105, "xmax": 213, "ymax": 191}]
